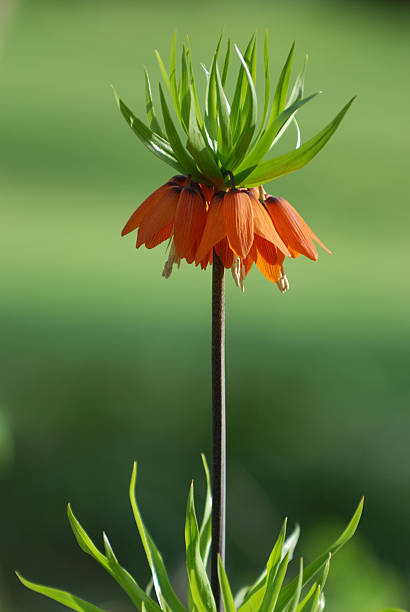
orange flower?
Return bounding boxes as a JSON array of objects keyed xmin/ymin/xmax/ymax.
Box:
[
  {"xmin": 122, "ymin": 176, "xmax": 213, "ymax": 277},
  {"xmin": 195, "ymin": 188, "xmax": 291, "ymax": 291},
  {"xmin": 263, "ymin": 195, "xmax": 332, "ymax": 261}
]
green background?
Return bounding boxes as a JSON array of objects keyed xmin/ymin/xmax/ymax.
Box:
[{"xmin": 1, "ymin": 0, "xmax": 409, "ymax": 610}]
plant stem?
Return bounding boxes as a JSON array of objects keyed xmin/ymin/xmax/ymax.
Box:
[{"xmin": 211, "ymin": 251, "xmax": 226, "ymax": 612}]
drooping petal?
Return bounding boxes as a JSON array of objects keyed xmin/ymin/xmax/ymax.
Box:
[
  {"xmin": 263, "ymin": 196, "xmax": 319, "ymax": 261},
  {"xmin": 145, "ymin": 222, "xmax": 173, "ymax": 249},
  {"xmin": 248, "ymin": 194, "xmax": 291, "ymax": 257},
  {"xmin": 252, "ymin": 236, "xmax": 285, "ymax": 284},
  {"xmin": 223, "ymin": 189, "xmax": 254, "ymax": 259},
  {"xmin": 121, "ymin": 184, "xmax": 170, "ymax": 236},
  {"xmin": 174, "ymin": 187, "xmax": 207, "ymax": 263},
  {"xmin": 215, "ymin": 238, "xmax": 234, "ymax": 269},
  {"xmin": 195, "ymin": 192, "xmax": 226, "ymax": 264},
  {"xmin": 136, "ymin": 187, "xmax": 180, "ymax": 248}
]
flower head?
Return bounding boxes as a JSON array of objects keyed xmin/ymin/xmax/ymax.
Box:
[{"xmin": 116, "ymin": 33, "xmax": 353, "ymax": 291}]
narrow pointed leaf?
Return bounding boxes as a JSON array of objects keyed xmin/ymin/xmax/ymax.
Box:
[
  {"xmin": 259, "ymin": 552, "xmax": 290, "ymax": 612},
  {"xmin": 159, "ymin": 84, "xmax": 197, "ymax": 174},
  {"xmin": 16, "ymin": 574, "xmax": 106, "ymax": 612},
  {"xmin": 130, "ymin": 463, "xmax": 186, "ymax": 612},
  {"xmin": 180, "ymin": 46, "xmax": 191, "ymax": 131},
  {"xmin": 221, "ymin": 38, "xmax": 231, "ymax": 87},
  {"xmin": 296, "ymin": 584, "xmax": 318, "ymax": 612},
  {"xmin": 235, "ymin": 97, "xmax": 355, "ymax": 187},
  {"xmin": 205, "ymin": 54, "xmax": 219, "ymax": 142},
  {"xmin": 274, "ymin": 498, "xmax": 363, "ymax": 612},
  {"xmin": 185, "ymin": 40, "xmax": 204, "ymax": 128},
  {"xmin": 67, "ymin": 505, "xmax": 161, "ymax": 612},
  {"xmin": 187, "ymin": 88, "xmax": 225, "ymax": 188},
  {"xmin": 169, "ymin": 31, "xmax": 181, "ymax": 120},
  {"xmin": 230, "ymin": 34, "xmax": 255, "ymax": 137},
  {"xmin": 271, "ymin": 42, "xmax": 295, "ymax": 119},
  {"xmin": 238, "ymin": 92, "xmax": 320, "ymax": 171},
  {"xmin": 239, "ymin": 519, "xmax": 287, "ymax": 612},
  {"xmin": 199, "ymin": 454, "xmax": 212, "ymax": 565},
  {"xmin": 309, "ymin": 586, "xmax": 321, "ymax": 612},
  {"xmin": 288, "ymin": 55, "xmax": 308, "ymax": 106},
  {"xmin": 144, "ymin": 68, "xmax": 164, "ymax": 137},
  {"xmin": 215, "ymin": 63, "xmax": 231, "ymax": 157},
  {"xmin": 112, "ymin": 88, "xmax": 184, "ymax": 173},
  {"xmin": 256, "ymin": 30, "xmax": 271, "ymax": 139},
  {"xmin": 155, "ymin": 49, "xmax": 171, "ymax": 90},
  {"xmin": 185, "ymin": 482, "xmax": 216, "ymax": 612},
  {"xmin": 217, "ymin": 556, "xmax": 236, "ymax": 612},
  {"xmin": 288, "ymin": 559, "xmax": 304, "ymax": 612}
]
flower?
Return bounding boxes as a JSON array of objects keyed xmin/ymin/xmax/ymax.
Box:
[
  {"xmin": 195, "ymin": 188, "xmax": 292, "ymax": 291},
  {"xmin": 263, "ymin": 195, "xmax": 332, "ymax": 261},
  {"xmin": 121, "ymin": 176, "xmax": 213, "ymax": 278}
]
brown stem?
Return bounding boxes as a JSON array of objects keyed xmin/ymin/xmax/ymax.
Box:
[{"xmin": 211, "ymin": 251, "xmax": 226, "ymax": 611}]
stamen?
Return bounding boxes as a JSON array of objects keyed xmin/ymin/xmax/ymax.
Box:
[
  {"xmin": 231, "ymin": 255, "xmax": 245, "ymax": 292},
  {"xmin": 162, "ymin": 240, "xmax": 181, "ymax": 279},
  {"xmin": 278, "ymin": 266, "xmax": 290, "ymax": 293}
]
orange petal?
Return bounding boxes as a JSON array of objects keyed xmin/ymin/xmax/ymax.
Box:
[
  {"xmin": 248, "ymin": 194, "xmax": 291, "ymax": 257},
  {"xmin": 223, "ymin": 189, "xmax": 254, "ymax": 259},
  {"xmin": 253, "ymin": 236, "xmax": 284, "ymax": 284},
  {"xmin": 121, "ymin": 184, "xmax": 170, "ymax": 236},
  {"xmin": 264, "ymin": 196, "xmax": 319, "ymax": 261},
  {"xmin": 145, "ymin": 222, "xmax": 173, "ymax": 249},
  {"xmin": 248, "ymin": 187, "xmax": 260, "ymax": 201},
  {"xmin": 195, "ymin": 193, "xmax": 226, "ymax": 264},
  {"xmin": 215, "ymin": 238, "xmax": 234, "ymax": 269},
  {"xmin": 136, "ymin": 187, "xmax": 180, "ymax": 248},
  {"xmin": 174, "ymin": 187, "xmax": 207, "ymax": 263}
]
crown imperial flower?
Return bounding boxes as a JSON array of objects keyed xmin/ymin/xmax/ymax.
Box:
[{"xmin": 115, "ymin": 33, "xmax": 354, "ymax": 291}]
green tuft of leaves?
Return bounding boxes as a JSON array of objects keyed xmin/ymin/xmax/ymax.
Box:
[
  {"xmin": 113, "ymin": 33, "xmax": 355, "ymax": 190},
  {"xmin": 17, "ymin": 459, "xmax": 373, "ymax": 612}
]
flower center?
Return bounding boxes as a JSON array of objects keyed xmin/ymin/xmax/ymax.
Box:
[
  {"xmin": 231, "ymin": 255, "xmax": 245, "ymax": 292},
  {"xmin": 278, "ymin": 266, "xmax": 290, "ymax": 293}
]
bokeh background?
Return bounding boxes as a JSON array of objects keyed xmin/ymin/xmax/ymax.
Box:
[{"xmin": 1, "ymin": 0, "xmax": 410, "ymax": 610}]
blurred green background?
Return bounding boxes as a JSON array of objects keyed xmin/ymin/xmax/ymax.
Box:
[{"xmin": 1, "ymin": 0, "xmax": 410, "ymax": 610}]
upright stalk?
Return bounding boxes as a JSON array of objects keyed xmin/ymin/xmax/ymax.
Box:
[{"xmin": 211, "ymin": 251, "xmax": 226, "ymax": 611}]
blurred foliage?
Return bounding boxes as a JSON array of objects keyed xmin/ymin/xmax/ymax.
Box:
[{"xmin": 1, "ymin": 0, "xmax": 410, "ymax": 611}]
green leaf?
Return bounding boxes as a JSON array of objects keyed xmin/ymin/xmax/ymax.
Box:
[
  {"xmin": 230, "ymin": 34, "xmax": 255, "ymax": 139},
  {"xmin": 235, "ymin": 97, "xmax": 356, "ymax": 187},
  {"xmin": 217, "ymin": 556, "xmax": 236, "ymax": 612},
  {"xmin": 259, "ymin": 552, "xmax": 290, "ymax": 612},
  {"xmin": 308, "ymin": 586, "xmax": 321, "ymax": 612},
  {"xmin": 185, "ymin": 482, "xmax": 216, "ymax": 612},
  {"xmin": 185, "ymin": 39, "xmax": 204, "ymax": 129},
  {"xmin": 155, "ymin": 49, "xmax": 171, "ymax": 90},
  {"xmin": 169, "ymin": 30, "xmax": 181, "ymax": 120},
  {"xmin": 288, "ymin": 559, "xmax": 304, "ymax": 612},
  {"xmin": 271, "ymin": 42, "xmax": 295, "ymax": 119},
  {"xmin": 187, "ymin": 88, "xmax": 225, "ymax": 188},
  {"xmin": 205, "ymin": 53, "xmax": 219, "ymax": 143},
  {"xmin": 215, "ymin": 63, "xmax": 231, "ymax": 157},
  {"xmin": 67, "ymin": 504, "xmax": 161, "ymax": 612},
  {"xmin": 237, "ymin": 92, "xmax": 320, "ymax": 171},
  {"xmin": 256, "ymin": 30, "xmax": 271, "ymax": 139},
  {"xmin": 129, "ymin": 462, "xmax": 186, "ymax": 612},
  {"xmin": 112, "ymin": 88, "xmax": 184, "ymax": 173},
  {"xmin": 144, "ymin": 68, "xmax": 164, "ymax": 137},
  {"xmin": 16, "ymin": 573, "xmax": 106, "ymax": 612},
  {"xmin": 223, "ymin": 45, "xmax": 257, "ymax": 172},
  {"xmin": 159, "ymin": 84, "xmax": 197, "ymax": 175},
  {"xmin": 274, "ymin": 498, "xmax": 363, "ymax": 612},
  {"xmin": 239, "ymin": 519, "xmax": 287, "ymax": 612},
  {"xmin": 288, "ymin": 55, "xmax": 308, "ymax": 106},
  {"xmin": 179, "ymin": 46, "xmax": 191, "ymax": 132},
  {"xmin": 296, "ymin": 584, "xmax": 317, "ymax": 612},
  {"xmin": 199, "ymin": 454, "xmax": 212, "ymax": 565},
  {"xmin": 221, "ymin": 38, "xmax": 231, "ymax": 87}
]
